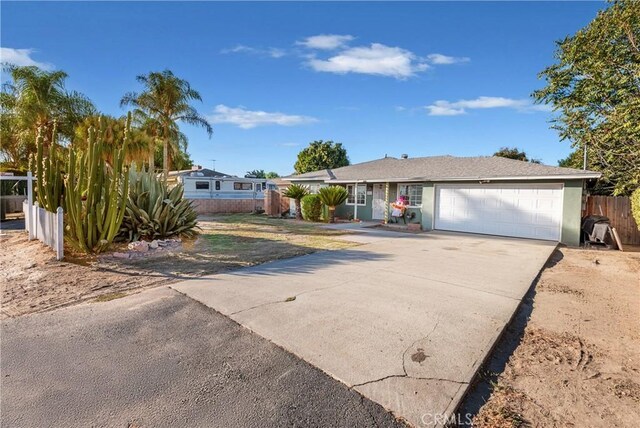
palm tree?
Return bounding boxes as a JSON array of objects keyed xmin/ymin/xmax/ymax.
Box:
[
  {"xmin": 1, "ymin": 65, "xmax": 95, "ymax": 167},
  {"xmin": 283, "ymin": 184, "xmax": 309, "ymax": 220},
  {"xmin": 120, "ymin": 70, "xmax": 212, "ymax": 177},
  {"xmin": 318, "ymin": 186, "xmax": 349, "ymax": 223}
]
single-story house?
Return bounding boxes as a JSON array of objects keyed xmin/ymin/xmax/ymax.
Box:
[{"xmin": 286, "ymin": 155, "xmax": 601, "ymax": 246}]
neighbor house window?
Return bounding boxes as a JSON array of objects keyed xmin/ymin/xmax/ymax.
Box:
[
  {"xmin": 234, "ymin": 182, "xmax": 253, "ymax": 190},
  {"xmin": 346, "ymin": 184, "xmax": 366, "ymax": 206},
  {"xmin": 215, "ymin": 181, "xmax": 221, "ymax": 190},
  {"xmin": 398, "ymin": 184, "xmax": 422, "ymax": 207},
  {"xmin": 195, "ymin": 181, "xmax": 210, "ymax": 190}
]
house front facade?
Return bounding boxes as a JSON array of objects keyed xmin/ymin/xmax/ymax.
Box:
[{"xmin": 286, "ymin": 155, "xmax": 601, "ymax": 246}]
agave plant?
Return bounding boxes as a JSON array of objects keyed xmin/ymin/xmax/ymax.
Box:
[
  {"xmin": 283, "ymin": 183, "xmax": 309, "ymax": 220},
  {"xmin": 318, "ymin": 186, "xmax": 349, "ymax": 223},
  {"xmin": 119, "ymin": 166, "xmax": 199, "ymax": 241}
]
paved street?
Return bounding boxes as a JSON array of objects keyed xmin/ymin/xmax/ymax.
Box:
[{"xmin": 1, "ymin": 287, "xmax": 405, "ymax": 428}]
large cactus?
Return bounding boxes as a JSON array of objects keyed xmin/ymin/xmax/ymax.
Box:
[
  {"xmin": 64, "ymin": 115, "xmax": 130, "ymax": 253},
  {"xmin": 32, "ymin": 125, "xmax": 64, "ymax": 212}
]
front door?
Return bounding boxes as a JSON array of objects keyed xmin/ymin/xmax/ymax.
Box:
[{"xmin": 372, "ymin": 184, "xmax": 386, "ymax": 220}]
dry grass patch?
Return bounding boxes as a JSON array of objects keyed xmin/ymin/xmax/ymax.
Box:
[{"xmin": 1, "ymin": 214, "xmax": 357, "ymax": 318}]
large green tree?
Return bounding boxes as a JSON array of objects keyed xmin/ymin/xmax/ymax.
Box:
[
  {"xmin": 0, "ymin": 65, "xmax": 95, "ymax": 169},
  {"xmin": 493, "ymin": 147, "xmax": 541, "ymax": 164},
  {"xmin": 120, "ymin": 70, "xmax": 212, "ymax": 176},
  {"xmin": 532, "ymin": 0, "xmax": 640, "ymax": 196},
  {"xmin": 294, "ymin": 140, "xmax": 350, "ymax": 174}
]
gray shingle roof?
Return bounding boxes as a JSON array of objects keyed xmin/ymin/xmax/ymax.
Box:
[{"xmin": 287, "ymin": 156, "xmax": 600, "ymax": 182}]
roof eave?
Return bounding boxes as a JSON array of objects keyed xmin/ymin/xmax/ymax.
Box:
[{"xmin": 297, "ymin": 174, "xmax": 602, "ymax": 183}]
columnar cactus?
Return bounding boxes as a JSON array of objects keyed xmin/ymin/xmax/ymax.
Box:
[
  {"xmin": 64, "ymin": 115, "xmax": 130, "ymax": 253},
  {"xmin": 33, "ymin": 124, "xmax": 64, "ymax": 212}
]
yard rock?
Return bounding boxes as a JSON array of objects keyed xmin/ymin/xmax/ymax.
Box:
[
  {"xmin": 149, "ymin": 240, "xmax": 159, "ymax": 250},
  {"xmin": 112, "ymin": 252, "xmax": 130, "ymax": 259},
  {"xmin": 128, "ymin": 241, "xmax": 149, "ymax": 252}
]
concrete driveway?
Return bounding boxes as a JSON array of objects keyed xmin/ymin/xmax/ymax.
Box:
[{"xmin": 173, "ymin": 231, "xmax": 556, "ymax": 427}]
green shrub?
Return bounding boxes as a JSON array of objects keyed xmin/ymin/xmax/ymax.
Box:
[
  {"xmin": 632, "ymin": 188, "xmax": 640, "ymax": 231},
  {"xmin": 301, "ymin": 194, "xmax": 323, "ymax": 222},
  {"xmin": 118, "ymin": 166, "xmax": 199, "ymax": 241}
]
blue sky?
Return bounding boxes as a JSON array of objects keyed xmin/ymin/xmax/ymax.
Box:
[{"xmin": 2, "ymin": 1, "xmax": 605, "ymax": 176}]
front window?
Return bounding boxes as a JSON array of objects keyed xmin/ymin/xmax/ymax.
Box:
[
  {"xmin": 234, "ymin": 182, "xmax": 253, "ymax": 190},
  {"xmin": 346, "ymin": 184, "xmax": 366, "ymax": 205},
  {"xmin": 398, "ymin": 184, "xmax": 422, "ymax": 207}
]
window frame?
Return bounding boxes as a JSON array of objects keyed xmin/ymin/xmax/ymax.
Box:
[
  {"xmin": 346, "ymin": 184, "xmax": 367, "ymax": 206},
  {"xmin": 233, "ymin": 182, "xmax": 253, "ymax": 191},
  {"xmin": 195, "ymin": 180, "xmax": 210, "ymax": 190},
  {"xmin": 397, "ymin": 183, "xmax": 423, "ymax": 208}
]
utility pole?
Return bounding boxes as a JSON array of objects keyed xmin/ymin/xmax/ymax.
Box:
[{"xmin": 209, "ymin": 159, "xmax": 217, "ymax": 172}]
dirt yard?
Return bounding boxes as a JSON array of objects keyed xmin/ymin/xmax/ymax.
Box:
[
  {"xmin": 471, "ymin": 247, "xmax": 640, "ymax": 427},
  {"xmin": 1, "ymin": 214, "xmax": 356, "ymax": 319}
]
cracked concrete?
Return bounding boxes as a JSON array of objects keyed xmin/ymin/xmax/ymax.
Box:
[{"xmin": 172, "ymin": 231, "xmax": 556, "ymax": 427}]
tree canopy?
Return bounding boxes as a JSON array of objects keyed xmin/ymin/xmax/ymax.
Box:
[
  {"xmin": 493, "ymin": 147, "xmax": 541, "ymax": 164},
  {"xmin": 121, "ymin": 70, "xmax": 212, "ymax": 176},
  {"xmin": 1, "ymin": 65, "xmax": 95, "ymax": 169},
  {"xmin": 294, "ymin": 140, "xmax": 350, "ymax": 174},
  {"xmin": 532, "ymin": 0, "xmax": 640, "ymax": 195},
  {"xmin": 245, "ymin": 169, "xmax": 266, "ymax": 178}
]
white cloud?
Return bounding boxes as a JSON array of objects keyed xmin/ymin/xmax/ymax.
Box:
[
  {"xmin": 307, "ymin": 43, "xmax": 429, "ymax": 79},
  {"xmin": 296, "ymin": 34, "xmax": 354, "ymax": 50},
  {"xmin": 426, "ymin": 53, "xmax": 470, "ymax": 65},
  {"xmin": 221, "ymin": 45, "xmax": 286, "ymax": 58},
  {"xmin": 426, "ymin": 96, "xmax": 551, "ymax": 116},
  {"xmin": 0, "ymin": 47, "xmax": 53, "ymax": 70},
  {"xmin": 208, "ymin": 105, "xmax": 318, "ymax": 129}
]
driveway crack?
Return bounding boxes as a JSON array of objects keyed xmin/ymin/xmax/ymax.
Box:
[
  {"xmin": 401, "ymin": 317, "xmax": 441, "ymax": 377},
  {"xmin": 351, "ymin": 317, "xmax": 466, "ymax": 388},
  {"xmin": 228, "ymin": 282, "xmax": 347, "ymax": 316},
  {"xmin": 351, "ymin": 374, "xmax": 468, "ymax": 388}
]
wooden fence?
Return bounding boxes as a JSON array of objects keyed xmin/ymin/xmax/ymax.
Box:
[
  {"xmin": 23, "ymin": 200, "xmax": 64, "ymax": 260},
  {"xmin": 584, "ymin": 195, "xmax": 640, "ymax": 245}
]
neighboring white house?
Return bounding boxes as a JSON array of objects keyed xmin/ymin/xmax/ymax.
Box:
[{"xmin": 169, "ymin": 166, "xmax": 276, "ymax": 213}]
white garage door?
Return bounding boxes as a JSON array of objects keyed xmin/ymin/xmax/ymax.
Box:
[{"xmin": 434, "ymin": 184, "xmax": 563, "ymax": 241}]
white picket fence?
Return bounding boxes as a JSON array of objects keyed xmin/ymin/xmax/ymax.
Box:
[{"xmin": 23, "ymin": 200, "xmax": 64, "ymax": 261}]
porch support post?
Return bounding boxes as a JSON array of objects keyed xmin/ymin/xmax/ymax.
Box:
[
  {"xmin": 384, "ymin": 182, "xmax": 389, "ymax": 224},
  {"xmin": 353, "ymin": 181, "xmax": 358, "ymax": 221}
]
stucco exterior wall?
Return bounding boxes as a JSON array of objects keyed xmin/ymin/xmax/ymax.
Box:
[{"xmin": 561, "ymin": 180, "xmax": 584, "ymax": 246}]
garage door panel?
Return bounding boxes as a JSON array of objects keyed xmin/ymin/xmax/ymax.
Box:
[{"xmin": 435, "ymin": 184, "xmax": 562, "ymax": 241}]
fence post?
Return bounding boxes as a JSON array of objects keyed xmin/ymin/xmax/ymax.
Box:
[
  {"xmin": 27, "ymin": 171, "xmax": 34, "ymax": 240},
  {"xmin": 56, "ymin": 206, "xmax": 64, "ymax": 261},
  {"xmin": 34, "ymin": 202, "xmax": 40, "ymax": 241}
]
